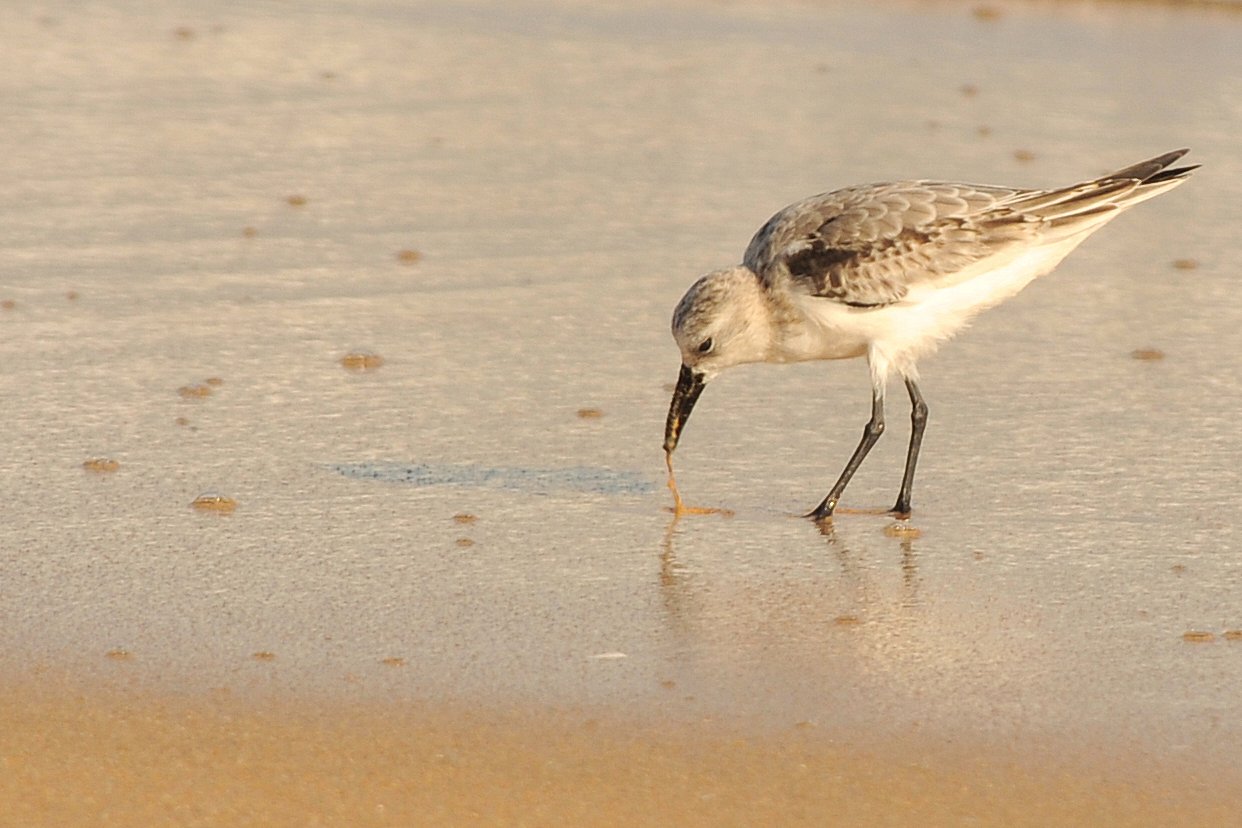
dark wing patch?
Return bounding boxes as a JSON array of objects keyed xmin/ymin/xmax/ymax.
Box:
[
  {"xmin": 782, "ymin": 229, "xmax": 937, "ymax": 306},
  {"xmin": 783, "ymin": 241, "xmax": 855, "ymax": 285}
]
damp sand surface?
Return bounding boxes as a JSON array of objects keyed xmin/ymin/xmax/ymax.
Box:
[{"xmin": 2, "ymin": 0, "xmax": 1242, "ymax": 823}]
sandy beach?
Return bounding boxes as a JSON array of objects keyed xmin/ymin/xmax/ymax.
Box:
[
  {"xmin": 2, "ymin": 0, "xmax": 1241, "ymax": 824},
  {"xmin": 4, "ymin": 677, "xmax": 1240, "ymax": 827}
]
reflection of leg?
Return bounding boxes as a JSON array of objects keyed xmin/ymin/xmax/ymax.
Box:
[
  {"xmin": 893, "ymin": 378, "xmax": 928, "ymax": 516},
  {"xmin": 807, "ymin": 388, "xmax": 885, "ymax": 520}
]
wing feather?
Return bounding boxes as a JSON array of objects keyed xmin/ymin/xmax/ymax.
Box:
[
  {"xmin": 744, "ymin": 182, "xmax": 1037, "ymax": 307},
  {"xmin": 743, "ymin": 150, "xmax": 1194, "ymax": 308}
]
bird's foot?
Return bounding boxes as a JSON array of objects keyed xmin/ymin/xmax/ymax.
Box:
[
  {"xmin": 805, "ymin": 504, "xmax": 906, "ymax": 520},
  {"xmin": 803, "ymin": 498, "xmax": 836, "ymax": 522}
]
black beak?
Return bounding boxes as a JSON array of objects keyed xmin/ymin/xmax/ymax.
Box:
[{"xmin": 663, "ymin": 364, "xmax": 707, "ymax": 454}]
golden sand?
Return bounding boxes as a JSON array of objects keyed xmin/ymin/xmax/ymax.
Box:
[{"xmin": 0, "ymin": 680, "xmax": 1235, "ymax": 828}]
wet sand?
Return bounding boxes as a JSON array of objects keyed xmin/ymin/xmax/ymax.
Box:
[{"xmin": 2, "ymin": 0, "xmax": 1241, "ymax": 823}]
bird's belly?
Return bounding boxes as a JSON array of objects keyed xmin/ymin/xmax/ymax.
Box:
[
  {"xmin": 781, "ymin": 239, "xmax": 1081, "ymax": 368},
  {"xmin": 907, "ymin": 239, "xmax": 1083, "ymax": 335}
]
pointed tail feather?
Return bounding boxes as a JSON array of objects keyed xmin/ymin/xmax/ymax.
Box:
[
  {"xmin": 1019, "ymin": 149, "xmax": 1195, "ymax": 239},
  {"xmin": 1101, "ymin": 148, "xmax": 1191, "ymax": 183}
]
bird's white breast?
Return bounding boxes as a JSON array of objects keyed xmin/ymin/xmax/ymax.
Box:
[{"xmin": 780, "ymin": 232, "xmax": 1094, "ymax": 377}]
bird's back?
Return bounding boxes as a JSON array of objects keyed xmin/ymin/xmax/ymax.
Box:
[{"xmin": 743, "ymin": 150, "xmax": 1197, "ymax": 310}]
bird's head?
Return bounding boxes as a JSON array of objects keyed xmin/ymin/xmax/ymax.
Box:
[{"xmin": 663, "ymin": 267, "xmax": 771, "ymax": 454}]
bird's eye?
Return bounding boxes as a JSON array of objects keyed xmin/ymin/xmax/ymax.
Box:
[{"xmin": 697, "ymin": 338, "xmax": 714, "ymax": 354}]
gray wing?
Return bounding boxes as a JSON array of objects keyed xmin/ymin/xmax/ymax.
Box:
[
  {"xmin": 742, "ymin": 148, "xmax": 1195, "ymax": 307},
  {"xmin": 743, "ymin": 181, "xmax": 1040, "ymax": 307}
]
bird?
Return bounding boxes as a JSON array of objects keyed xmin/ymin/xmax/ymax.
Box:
[{"xmin": 662, "ymin": 149, "xmax": 1196, "ymax": 520}]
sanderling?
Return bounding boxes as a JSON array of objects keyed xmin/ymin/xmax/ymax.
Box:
[{"xmin": 663, "ymin": 149, "xmax": 1196, "ymax": 519}]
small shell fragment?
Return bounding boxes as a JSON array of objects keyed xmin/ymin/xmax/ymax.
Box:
[
  {"xmin": 340, "ymin": 351, "xmax": 384, "ymax": 371},
  {"xmin": 191, "ymin": 494, "xmax": 237, "ymax": 514},
  {"xmin": 883, "ymin": 522, "xmax": 923, "ymax": 539}
]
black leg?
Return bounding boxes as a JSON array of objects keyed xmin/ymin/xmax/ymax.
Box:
[
  {"xmin": 892, "ymin": 378, "xmax": 928, "ymax": 516},
  {"xmin": 807, "ymin": 388, "xmax": 885, "ymax": 520}
]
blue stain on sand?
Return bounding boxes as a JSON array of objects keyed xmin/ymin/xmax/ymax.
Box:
[{"xmin": 330, "ymin": 462, "xmax": 656, "ymax": 496}]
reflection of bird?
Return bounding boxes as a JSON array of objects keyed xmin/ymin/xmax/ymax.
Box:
[{"xmin": 664, "ymin": 150, "xmax": 1196, "ymax": 519}]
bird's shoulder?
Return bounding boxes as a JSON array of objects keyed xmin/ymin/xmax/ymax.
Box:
[{"xmin": 743, "ymin": 181, "xmax": 1036, "ymax": 307}]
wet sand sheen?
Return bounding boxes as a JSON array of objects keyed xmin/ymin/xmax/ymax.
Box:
[{"xmin": 2, "ymin": 681, "xmax": 1236, "ymax": 828}]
